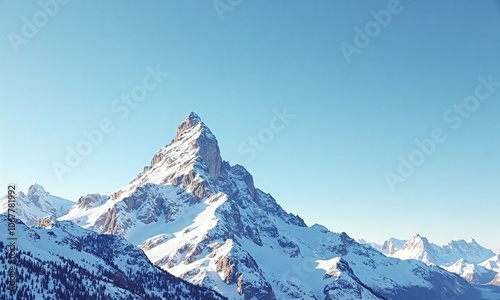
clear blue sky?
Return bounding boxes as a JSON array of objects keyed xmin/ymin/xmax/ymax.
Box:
[{"xmin": 1, "ymin": 1, "xmax": 499, "ymax": 252}]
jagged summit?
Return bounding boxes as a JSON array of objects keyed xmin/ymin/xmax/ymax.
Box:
[
  {"xmin": 407, "ymin": 234, "xmax": 431, "ymax": 246},
  {"xmin": 107, "ymin": 112, "xmax": 225, "ymax": 201},
  {"xmin": 27, "ymin": 183, "xmax": 48, "ymax": 196},
  {"xmin": 467, "ymin": 237, "xmax": 477, "ymax": 244},
  {"xmin": 188, "ymin": 111, "xmax": 201, "ymax": 120},
  {"xmin": 447, "ymin": 238, "xmax": 478, "ymax": 246},
  {"xmin": 174, "ymin": 112, "xmax": 217, "ymax": 143},
  {"xmin": 160, "ymin": 112, "xmax": 222, "ymax": 183},
  {"xmin": 1, "ymin": 185, "xmax": 73, "ymax": 226}
]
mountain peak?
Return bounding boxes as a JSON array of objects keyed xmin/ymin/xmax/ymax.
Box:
[
  {"xmin": 410, "ymin": 233, "xmax": 425, "ymax": 242},
  {"xmin": 456, "ymin": 258, "xmax": 468, "ymax": 264},
  {"xmin": 182, "ymin": 111, "xmax": 203, "ymax": 129},
  {"xmin": 188, "ymin": 111, "xmax": 201, "ymax": 121},
  {"xmin": 170, "ymin": 112, "xmax": 221, "ymax": 182},
  {"xmin": 28, "ymin": 184, "xmax": 48, "ymax": 196},
  {"xmin": 404, "ymin": 234, "xmax": 432, "ymax": 250},
  {"xmin": 124, "ymin": 112, "xmax": 223, "ymax": 195},
  {"xmin": 466, "ymin": 237, "xmax": 477, "ymax": 244},
  {"xmin": 174, "ymin": 112, "xmax": 215, "ymax": 142}
]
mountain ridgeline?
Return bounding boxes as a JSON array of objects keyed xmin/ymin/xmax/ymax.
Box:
[
  {"xmin": 362, "ymin": 235, "xmax": 500, "ymax": 287},
  {"xmin": 1, "ymin": 113, "xmax": 488, "ymax": 299}
]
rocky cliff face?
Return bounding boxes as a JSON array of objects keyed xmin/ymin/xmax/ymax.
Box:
[
  {"xmin": 176, "ymin": 112, "xmax": 223, "ymax": 182},
  {"xmin": 76, "ymin": 193, "xmax": 109, "ymax": 209}
]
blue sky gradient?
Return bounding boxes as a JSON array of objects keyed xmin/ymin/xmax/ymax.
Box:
[{"xmin": 1, "ymin": 0, "xmax": 499, "ymax": 251}]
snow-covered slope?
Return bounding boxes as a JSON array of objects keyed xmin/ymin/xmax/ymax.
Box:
[
  {"xmin": 480, "ymin": 255, "xmax": 500, "ymax": 285},
  {"xmin": 59, "ymin": 112, "xmax": 483, "ymax": 299},
  {"xmin": 389, "ymin": 235, "xmax": 499, "ymax": 286},
  {"xmin": 444, "ymin": 259, "xmax": 497, "ymax": 285},
  {"xmin": 0, "ymin": 184, "xmax": 74, "ymax": 226},
  {"xmin": 0, "ymin": 214, "xmax": 225, "ymax": 299},
  {"xmin": 480, "ymin": 254, "xmax": 500, "ymax": 273}
]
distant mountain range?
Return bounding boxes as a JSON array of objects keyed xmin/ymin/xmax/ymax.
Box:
[
  {"xmin": 359, "ymin": 235, "xmax": 500, "ymax": 287},
  {"xmin": 1, "ymin": 112, "xmax": 494, "ymax": 299}
]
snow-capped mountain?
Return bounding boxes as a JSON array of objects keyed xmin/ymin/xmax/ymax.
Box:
[
  {"xmin": 0, "ymin": 214, "xmax": 225, "ymax": 299},
  {"xmin": 480, "ymin": 254, "xmax": 500, "ymax": 274},
  {"xmin": 358, "ymin": 238, "xmax": 407, "ymax": 256},
  {"xmin": 58, "ymin": 112, "xmax": 483, "ymax": 299},
  {"xmin": 384, "ymin": 234, "xmax": 500, "ymax": 286},
  {"xmin": 444, "ymin": 259, "xmax": 497, "ymax": 285},
  {"xmin": 0, "ymin": 184, "xmax": 74, "ymax": 226},
  {"xmin": 393, "ymin": 235, "xmax": 495, "ymax": 266},
  {"xmin": 380, "ymin": 238, "xmax": 407, "ymax": 256},
  {"xmin": 477, "ymin": 254, "xmax": 500, "ymax": 286}
]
